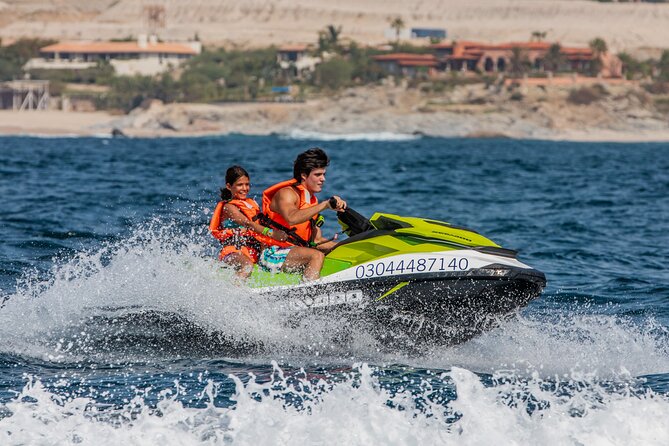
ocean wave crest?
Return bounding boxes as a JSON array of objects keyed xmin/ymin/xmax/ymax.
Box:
[
  {"xmin": 281, "ymin": 129, "xmax": 421, "ymax": 141},
  {"xmin": 1, "ymin": 363, "xmax": 668, "ymax": 445}
]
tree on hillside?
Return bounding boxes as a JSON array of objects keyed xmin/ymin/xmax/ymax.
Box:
[
  {"xmin": 314, "ymin": 57, "xmax": 353, "ymax": 90},
  {"xmin": 588, "ymin": 37, "xmax": 608, "ymax": 76},
  {"xmin": 589, "ymin": 37, "xmax": 608, "ymax": 56},
  {"xmin": 544, "ymin": 43, "xmax": 565, "ymax": 72},
  {"xmin": 617, "ymin": 52, "xmax": 652, "ymax": 80},
  {"xmin": 658, "ymin": 50, "xmax": 669, "ymax": 81},
  {"xmin": 0, "ymin": 38, "xmax": 56, "ymax": 81},
  {"xmin": 318, "ymin": 25, "xmax": 343, "ymax": 53},
  {"xmin": 348, "ymin": 41, "xmax": 385, "ymax": 83},
  {"xmin": 510, "ymin": 47, "xmax": 531, "ymax": 78},
  {"xmin": 390, "ymin": 17, "xmax": 405, "ymax": 43}
]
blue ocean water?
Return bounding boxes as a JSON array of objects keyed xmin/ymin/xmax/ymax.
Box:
[{"xmin": 0, "ymin": 134, "xmax": 668, "ymax": 444}]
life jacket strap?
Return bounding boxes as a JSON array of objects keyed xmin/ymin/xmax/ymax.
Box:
[{"xmin": 254, "ymin": 213, "xmax": 315, "ymax": 247}]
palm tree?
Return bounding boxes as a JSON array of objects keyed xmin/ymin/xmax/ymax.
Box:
[
  {"xmin": 318, "ymin": 24, "xmax": 343, "ymax": 53},
  {"xmin": 544, "ymin": 43, "xmax": 565, "ymax": 72},
  {"xmin": 510, "ymin": 47, "xmax": 530, "ymax": 78},
  {"xmin": 390, "ymin": 17, "xmax": 405, "ymax": 43},
  {"xmin": 531, "ymin": 31, "xmax": 547, "ymax": 42},
  {"xmin": 326, "ymin": 25, "xmax": 342, "ymax": 46},
  {"xmin": 589, "ymin": 37, "xmax": 608, "ymax": 56},
  {"xmin": 588, "ymin": 37, "xmax": 608, "ymax": 76}
]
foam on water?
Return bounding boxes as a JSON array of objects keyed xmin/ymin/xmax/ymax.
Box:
[
  {"xmin": 0, "ymin": 220, "xmax": 377, "ymax": 362},
  {"xmin": 281, "ymin": 129, "xmax": 421, "ymax": 141},
  {"xmin": 1, "ymin": 220, "xmax": 668, "ymax": 377},
  {"xmin": 423, "ymin": 312, "xmax": 669, "ymax": 378},
  {"xmin": 1, "ymin": 363, "xmax": 668, "ymax": 445}
]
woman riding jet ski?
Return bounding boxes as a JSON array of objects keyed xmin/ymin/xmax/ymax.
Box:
[{"xmin": 209, "ymin": 165, "xmax": 326, "ymax": 281}]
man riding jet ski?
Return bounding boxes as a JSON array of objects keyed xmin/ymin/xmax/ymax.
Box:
[
  {"xmin": 248, "ymin": 204, "xmax": 546, "ymax": 347},
  {"xmin": 215, "ymin": 148, "xmax": 546, "ymax": 347}
]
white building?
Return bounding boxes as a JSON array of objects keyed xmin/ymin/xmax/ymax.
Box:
[
  {"xmin": 25, "ymin": 35, "xmax": 201, "ymax": 76},
  {"xmin": 277, "ymin": 45, "xmax": 321, "ymax": 79}
]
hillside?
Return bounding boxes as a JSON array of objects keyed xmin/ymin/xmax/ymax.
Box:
[{"xmin": 1, "ymin": 0, "xmax": 669, "ymax": 51}]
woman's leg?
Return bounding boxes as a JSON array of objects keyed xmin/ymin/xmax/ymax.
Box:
[
  {"xmin": 224, "ymin": 252, "xmax": 254, "ymax": 278},
  {"xmin": 283, "ymin": 247, "xmax": 325, "ymax": 281}
]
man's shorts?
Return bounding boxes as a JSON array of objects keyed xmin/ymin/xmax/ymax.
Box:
[{"xmin": 258, "ymin": 246, "xmax": 292, "ymax": 273}]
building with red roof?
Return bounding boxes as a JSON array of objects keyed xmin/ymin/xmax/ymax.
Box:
[
  {"xmin": 371, "ymin": 53, "xmax": 438, "ymax": 78},
  {"xmin": 25, "ymin": 35, "xmax": 202, "ymax": 76},
  {"xmin": 428, "ymin": 40, "xmax": 621, "ymax": 77}
]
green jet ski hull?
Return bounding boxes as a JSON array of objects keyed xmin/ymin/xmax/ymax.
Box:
[{"xmin": 246, "ymin": 211, "xmax": 546, "ymax": 348}]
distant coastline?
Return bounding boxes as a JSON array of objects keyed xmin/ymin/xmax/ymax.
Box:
[{"xmin": 2, "ymin": 81, "xmax": 669, "ymax": 142}]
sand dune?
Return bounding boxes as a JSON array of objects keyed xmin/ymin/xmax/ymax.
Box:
[{"xmin": 1, "ymin": 1, "xmax": 669, "ymax": 51}]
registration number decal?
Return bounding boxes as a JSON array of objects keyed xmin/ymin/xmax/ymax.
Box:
[{"xmin": 355, "ymin": 257, "xmax": 469, "ymax": 279}]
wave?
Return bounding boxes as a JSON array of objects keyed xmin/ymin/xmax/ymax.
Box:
[
  {"xmin": 280, "ymin": 129, "xmax": 421, "ymax": 142},
  {"xmin": 1, "ymin": 363, "xmax": 668, "ymax": 445},
  {"xmin": 0, "ymin": 218, "xmax": 668, "ymax": 377}
]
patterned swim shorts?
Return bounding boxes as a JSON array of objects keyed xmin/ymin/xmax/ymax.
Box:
[{"xmin": 258, "ymin": 246, "xmax": 292, "ymax": 273}]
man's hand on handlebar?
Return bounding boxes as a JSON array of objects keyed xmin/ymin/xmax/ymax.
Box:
[{"xmin": 328, "ymin": 196, "xmax": 347, "ymax": 212}]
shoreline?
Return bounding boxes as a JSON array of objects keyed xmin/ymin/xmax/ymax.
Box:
[
  {"xmin": 2, "ymin": 83, "xmax": 669, "ymax": 143},
  {"xmin": 3, "ymin": 125, "xmax": 669, "ymax": 143},
  {"xmin": 3, "ymin": 117, "xmax": 669, "ymax": 144}
]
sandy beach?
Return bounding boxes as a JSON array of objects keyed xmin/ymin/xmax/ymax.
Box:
[
  {"xmin": 2, "ymin": 81, "xmax": 669, "ymax": 142},
  {"xmin": 0, "ymin": 110, "xmax": 116, "ymax": 137}
]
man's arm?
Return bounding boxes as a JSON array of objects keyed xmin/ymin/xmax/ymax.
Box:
[
  {"xmin": 271, "ymin": 188, "xmax": 331, "ymax": 226},
  {"xmin": 312, "ymin": 226, "xmax": 337, "ymax": 252}
]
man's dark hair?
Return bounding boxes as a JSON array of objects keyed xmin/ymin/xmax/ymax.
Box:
[{"xmin": 293, "ymin": 148, "xmax": 330, "ymax": 181}]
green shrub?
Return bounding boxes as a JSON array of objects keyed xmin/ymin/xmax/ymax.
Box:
[
  {"xmin": 315, "ymin": 57, "xmax": 353, "ymax": 90},
  {"xmin": 0, "ymin": 38, "xmax": 56, "ymax": 81},
  {"xmin": 618, "ymin": 52, "xmax": 653, "ymax": 81},
  {"xmin": 27, "ymin": 61, "xmax": 115, "ymax": 85}
]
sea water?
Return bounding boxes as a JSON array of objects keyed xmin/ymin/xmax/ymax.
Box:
[{"xmin": 0, "ymin": 134, "xmax": 668, "ymax": 445}]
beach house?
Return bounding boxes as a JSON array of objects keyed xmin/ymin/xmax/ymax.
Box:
[
  {"xmin": 25, "ymin": 35, "xmax": 201, "ymax": 76},
  {"xmin": 277, "ymin": 45, "xmax": 321, "ymax": 79},
  {"xmin": 371, "ymin": 53, "xmax": 438, "ymax": 78},
  {"xmin": 374, "ymin": 41, "xmax": 622, "ymax": 78},
  {"xmin": 430, "ymin": 41, "xmax": 622, "ymax": 77}
]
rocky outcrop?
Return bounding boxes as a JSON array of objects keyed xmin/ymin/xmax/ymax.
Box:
[{"xmin": 106, "ymin": 82, "xmax": 669, "ymax": 141}]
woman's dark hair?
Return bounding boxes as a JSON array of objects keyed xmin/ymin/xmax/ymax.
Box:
[
  {"xmin": 293, "ymin": 147, "xmax": 330, "ymax": 181},
  {"xmin": 220, "ymin": 165, "xmax": 249, "ymax": 200}
]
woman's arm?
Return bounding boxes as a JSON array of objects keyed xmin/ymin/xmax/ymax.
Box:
[
  {"xmin": 223, "ymin": 203, "xmax": 287, "ymax": 242},
  {"xmin": 209, "ymin": 202, "xmax": 226, "ymax": 241}
]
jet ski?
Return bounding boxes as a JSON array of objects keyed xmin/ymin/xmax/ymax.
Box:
[{"xmin": 246, "ymin": 208, "xmax": 546, "ymax": 348}]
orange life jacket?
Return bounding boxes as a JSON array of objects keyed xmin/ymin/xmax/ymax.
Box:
[
  {"xmin": 262, "ymin": 179, "xmax": 319, "ymax": 246},
  {"xmin": 209, "ymin": 198, "xmax": 289, "ymax": 261}
]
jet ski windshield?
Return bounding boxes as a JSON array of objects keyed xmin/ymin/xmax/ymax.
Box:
[{"xmin": 337, "ymin": 207, "xmax": 373, "ymax": 236}]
